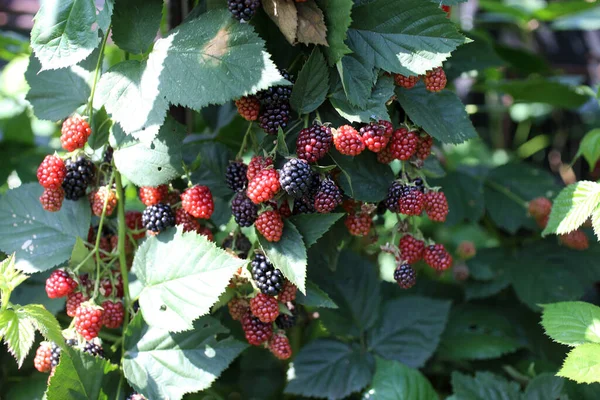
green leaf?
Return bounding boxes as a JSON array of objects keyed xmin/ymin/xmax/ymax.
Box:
[
  {"xmin": 330, "ymin": 152, "xmax": 395, "ymax": 203},
  {"xmin": 97, "ymin": 0, "xmax": 114, "ymax": 34},
  {"xmin": 576, "ymin": 129, "xmax": 600, "ymax": 170},
  {"xmin": 20, "ymin": 304, "xmax": 65, "ymax": 350},
  {"xmin": 285, "ymin": 339, "xmax": 374, "ymax": 400},
  {"xmin": 30, "ymin": 0, "xmax": 101, "ymax": 70},
  {"xmin": 0, "ymin": 309, "xmax": 35, "ymax": 367},
  {"xmin": 553, "ymin": 7, "xmax": 600, "ymax": 31},
  {"xmin": 88, "ymin": 107, "xmax": 112, "ymax": 150},
  {"xmin": 0, "ymin": 183, "xmax": 91, "ymax": 273},
  {"xmin": 258, "ymin": 220, "xmax": 307, "ymax": 294},
  {"xmin": 484, "ymin": 163, "xmax": 557, "ymax": 234},
  {"xmin": 113, "ymin": 117, "xmax": 186, "ymax": 187},
  {"xmin": 46, "ymin": 347, "xmax": 120, "ymax": 400},
  {"xmin": 153, "ymin": 10, "xmax": 286, "ymax": 112},
  {"xmin": 25, "ymin": 53, "xmax": 93, "ymax": 121},
  {"xmin": 367, "ymin": 296, "xmax": 450, "ymax": 368},
  {"xmin": 395, "ymin": 86, "xmax": 478, "ymax": 144},
  {"xmin": 496, "ymin": 79, "xmax": 590, "ymax": 109},
  {"xmin": 524, "ymin": 374, "xmax": 565, "ymax": 400},
  {"xmin": 315, "ymin": 251, "xmax": 381, "ymax": 337},
  {"xmin": 111, "ymin": 0, "xmax": 163, "ymax": 54},
  {"xmin": 336, "ymin": 54, "xmax": 376, "ymax": 109},
  {"xmin": 189, "ymin": 141, "xmax": 234, "ymax": 198},
  {"xmin": 96, "ymin": 59, "xmax": 168, "ymax": 140},
  {"xmin": 541, "ymin": 301, "xmax": 600, "ymax": 347},
  {"xmin": 543, "ymin": 181, "xmax": 600, "ymax": 236},
  {"xmin": 330, "ymin": 74, "xmax": 394, "ymax": 123},
  {"xmin": 289, "ymin": 213, "xmax": 344, "ymax": 248},
  {"xmin": 123, "ymin": 313, "xmax": 248, "ymax": 400},
  {"xmin": 465, "ymin": 248, "xmax": 511, "ymax": 300},
  {"xmin": 558, "ymin": 343, "xmax": 600, "ymax": 384},
  {"xmin": 508, "ymin": 240, "xmax": 598, "ymax": 311},
  {"xmin": 363, "ymin": 357, "xmax": 437, "ymax": 400},
  {"xmin": 132, "ymin": 227, "xmax": 248, "ymax": 331},
  {"xmin": 69, "ymin": 238, "xmax": 95, "ymax": 273},
  {"xmin": 347, "ymin": 0, "xmax": 468, "ymax": 75},
  {"xmin": 451, "ymin": 372, "xmax": 521, "ymax": 400},
  {"xmin": 295, "ymin": 280, "xmax": 338, "ymax": 309},
  {"xmin": 430, "ymin": 170, "xmax": 484, "ymax": 225},
  {"xmin": 290, "ymin": 48, "xmax": 329, "ymax": 114},
  {"xmin": 438, "ymin": 305, "xmax": 522, "ymax": 361},
  {"xmin": 0, "ymin": 253, "xmax": 28, "ymax": 293},
  {"xmin": 316, "ymin": 0, "xmax": 353, "ymax": 65}
]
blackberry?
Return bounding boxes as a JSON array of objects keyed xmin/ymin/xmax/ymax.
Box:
[
  {"xmin": 50, "ymin": 343, "xmax": 61, "ymax": 367},
  {"xmin": 142, "ymin": 203, "xmax": 175, "ymax": 233},
  {"xmin": 62, "ymin": 156, "xmax": 95, "ymax": 200},
  {"xmin": 296, "ymin": 124, "xmax": 333, "ymax": 163},
  {"xmin": 83, "ymin": 341, "xmax": 104, "ymax": 357},
  {"xmin": 293, "ymin": 198, "xmax": 315, "ymax": 214},
  {"xmin": 258, "ymin": 69, "xmax": 294, "ymax": 105},
  {"xmin": 275, "ymin": 304, "xmax": 298, "ymax": 329},
  {"xmin": 279, "ymin": 158, "xmax": 313, "ymax": 198},
  {"xmin": 231, "ymin": 192, "xmax": 258, "ymax": 227},
  {"xmin": 251, "ymin": 253, "xmax": 284, "ymax": 296},
  {"xmin": 258, "ymin": 102, "xmax": 290, "ymax": 135},
  {"xmin": 412, "ymin": 177, "xmax": 425, "ymax": 193},
  {"xmin": 314, "ymin": 178, "xmax": 342, "ymax": 213},
  {"xmin": 227, "ymin": 0, "xmax": 260, "ymax": 22},
  {"xmin": 222, "ymin": 232, "xmax": 253, "ymax": 259},
  {"xmin": 103, "ymin": 146, "xmax": 114, "ymax": 164},
  {"xmin": 384, "ymin": 181, "xmax": 403, "ymax": 213},
  {"xmin": 394, "ymin": 263, "xmax": 416, "ymax": 289},
  {"xmin": 225, "ymin": 161, "xmax": 248, "ymax": 192}
]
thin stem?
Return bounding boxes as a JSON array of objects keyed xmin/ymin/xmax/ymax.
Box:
[
  {"xmin": 485, "ymin": 180, "xmax": 527, "ymax": 208},
  {"xmin": 236, "ymin": 122, "xmax": 254, "ymax": 160},
  {"xmin": 86, "ymin": 24, "xmax": 111, "ymax": 122},
  {"xmin": 115, "ymin": 169, "xmax": 131, "ymax": 369},
  {"xmin": 92, "ymin": 171, "xmax": 115, "ymax": 300}
]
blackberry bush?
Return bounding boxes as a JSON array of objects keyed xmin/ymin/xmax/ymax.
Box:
[{"xmin": 2, "ymin": 3, "xmax": 594, "ymax": 400}]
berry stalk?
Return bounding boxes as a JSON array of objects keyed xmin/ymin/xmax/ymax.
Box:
[{"xmin": 115, "ymin": 170, "xmax": 131, "ymax": 363}]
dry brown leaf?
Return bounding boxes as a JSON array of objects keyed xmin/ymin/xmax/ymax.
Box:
[
  {"xmin": 263, "ymin": 0, "xmax": 299, "ymax": 45},
  {"xmin": 296, "ymin": 0, "xmax": 328, "ymax": 46}
]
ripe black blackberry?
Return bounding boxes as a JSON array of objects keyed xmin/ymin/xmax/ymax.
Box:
[
  {"xmin": 258, "ymin": 69, "xmax": 294, "ymax": 106},
  {"xmin": 83, "ymin": 341, "xmax": 104, "ymax": 357},
  {"xmin": 231, "ymin": 192, "xmax": 258, "ymax": 227},
  {"xmin": 142, "ymin": 203, "xmax": 175, "ymax": 233},
  {"xmin": 314, "ymin": 178, "xmax": 342, "ymax": 213},
  {"xmin": 222, "ymin": 232, "xmax": 252, "ymax": 259},
  {"xmin": 275, "ymin": 304, "xmax": 298, "ymax": 329},
  {"xmin": 258, "ymin": 102, "xmax": 290, "ymax": 135},
  {"xmin": 62, "ymin": 156, "xmax": 95, "ymax": 200},
  {"xmin": 384, "ymin": 181, "xmax": 403, "ymax": 213},
  {"xmin": 394, "ymin": 263, "xmax": 416, "ymax": 289},
  {"xmin": 227, "ymin": 0, "xmax": 260, "ymax": 22},
  {"xmin": 251, "ymin": 253, "xmax": 284, "ymax": 296},
  {"xmin": 225, "ymin": 161, "xmax": 248, "ymax": 192},
  {"xmin": 50, "ymin": 343, "xmax": 61, "ymax": 367},
  {"xmin": 279, "ymin": 158, "xmax": 312, "ymax": 198}
]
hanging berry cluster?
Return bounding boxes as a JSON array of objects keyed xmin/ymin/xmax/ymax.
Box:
[{"xmin": 225, "ymin": 250, "xmax": 298, "ymax": 360}]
